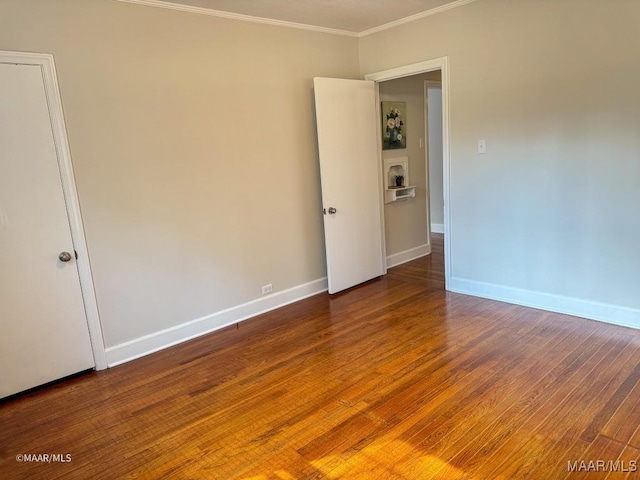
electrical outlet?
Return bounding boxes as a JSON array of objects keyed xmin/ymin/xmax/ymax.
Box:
[{"xmin": 261, "ymin": 284, "xmax": 273, "ymax": 295}]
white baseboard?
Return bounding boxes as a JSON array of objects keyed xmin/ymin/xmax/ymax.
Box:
[
  {"xmin": 431, "ymin": 223, "xmax": 444, "ymax": 234},
  {"xmin": 386, "ymin": 243, "xmax": 431, "ymax": 269},
  {"xmin": 105, "ymin": 277, "xmax": 328, "ymax": 367},
  {"xmin": 448, "ymin": 276, "xmax": 640, "ymax": 330}
]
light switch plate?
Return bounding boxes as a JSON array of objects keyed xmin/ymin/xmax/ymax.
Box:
[{"xmin": 478, "ymin": 139, "xmax": 486, "ymax": 154}]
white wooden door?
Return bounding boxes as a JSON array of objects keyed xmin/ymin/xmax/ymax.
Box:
[
  {"xmin": 0, "ymin": 62, "xmax": 94, "ymax": 398},
  {"xmin": 313, "ymin": 78, "xmax": 385, "ymax": 294}
]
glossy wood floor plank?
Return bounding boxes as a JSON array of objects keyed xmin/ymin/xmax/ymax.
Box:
[
  {"xmin": 3, "ymin": 234, "xmax": 640, "ymax": 479},
  {"xmin": 471, "ymin": 330, "xmax": 632, "ymax": 479},
  {"xmin": 398, "ymin": 316, "xmax": 588, "ymax": 476}
]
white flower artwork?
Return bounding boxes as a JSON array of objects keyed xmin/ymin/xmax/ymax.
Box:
[{"xmin": 381, "ymin": 101, "xmax": 406, "ymax": 150}]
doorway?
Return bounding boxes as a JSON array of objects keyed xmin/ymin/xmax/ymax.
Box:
[{"xmin": 365, "ymin": 58, "xmax": 451, "ymax": 289}]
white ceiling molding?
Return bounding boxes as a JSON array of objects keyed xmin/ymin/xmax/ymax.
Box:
[
  {"xmin": 115, "ymin": 0, "xmax": 359, "ymax": 37},
  {"xmin": 115, "ymin": 0, "xmax": 477, "ymax": 37},
  {"xmin": 358, "ymin": 0, "xmax": 478, "ymax": 37}
]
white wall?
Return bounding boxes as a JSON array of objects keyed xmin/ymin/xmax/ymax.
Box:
[
  {"xmin": 0, "ymin": 0, "xmax": 360, "ymax": 358},
  {"xmin": 427, "ymin": 85, "xmax": 444, "ymax": 232},
  {"xmin": 360, "ymin": 0, "xmax": 640, "ymax": 325}
]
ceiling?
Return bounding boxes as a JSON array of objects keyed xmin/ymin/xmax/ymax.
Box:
[{"xmin": 151, "ymin": 0, "xmax": 463, "ymax": 34}]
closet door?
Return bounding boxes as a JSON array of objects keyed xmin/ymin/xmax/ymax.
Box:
[{"xmin": 0, "ymin": 61, "xmax": 94, "ymax": 398}]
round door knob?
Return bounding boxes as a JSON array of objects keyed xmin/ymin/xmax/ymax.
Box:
[{"xmin": 59, "ymin": 251, "xmax": 72, "ymax": 262}]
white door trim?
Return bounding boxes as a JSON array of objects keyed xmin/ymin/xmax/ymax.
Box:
[
  {"xmin": 365, "ymin": 58, "xmax": 452, "ymax": 289},
  {"xmin": 0, "ymin": 50, "xmax": 107, "ymax": 370}
]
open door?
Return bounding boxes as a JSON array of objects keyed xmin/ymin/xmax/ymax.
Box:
[{"xmin": 313, "ymin": 78, "xmax": 385, "ymax": 294}]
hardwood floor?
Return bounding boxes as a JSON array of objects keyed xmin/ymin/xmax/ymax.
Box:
[{"xmin": 3, "ymin": 234, "xmax": 640, "ymax": 479}]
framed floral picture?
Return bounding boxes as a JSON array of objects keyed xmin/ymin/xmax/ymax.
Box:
[{"xmin": 381, "ymin": 101, "xmax": 406, "ymax": 150}]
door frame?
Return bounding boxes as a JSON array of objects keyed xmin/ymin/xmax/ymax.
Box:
[
  {"xmin": 365, "ymin": 57, "xmax": 452, "ymax": 289},
  {"xmin": 0, "ymin": 50, "xmax": 107, "ymax": 370}
]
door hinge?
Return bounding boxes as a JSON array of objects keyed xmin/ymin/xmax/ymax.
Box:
[{"xmin": 74, "ymin": 250, "xmax": 78, "ymax": 260}]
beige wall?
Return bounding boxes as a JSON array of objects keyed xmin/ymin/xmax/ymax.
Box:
[
  {"xmin": 4, "ymin": 0, "xmax": 639, "ymax": 351},
  {"xmin": 361, "ymin": 0, "xmax": 640, "ymax": 311},
  {"xmin": 0, "ymin": 0, "xmax": 360, "ymax": 347}
]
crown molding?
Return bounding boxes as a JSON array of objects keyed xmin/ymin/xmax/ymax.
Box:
[
  {"xmin": 358, "ymin": 0, "xmax": 479, "ymax": 37},
  {"xmin": 115, "ymin": 0, "xmax": 478, "ymax": 37},
  {"xmin": 114, "ymin": 0, "xmax": 359, "ymax": 37}
]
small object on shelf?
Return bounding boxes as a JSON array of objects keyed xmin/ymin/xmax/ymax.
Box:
[{"xmin": 395, "ymin": 175, "xmax": 404, "ymax": 187}]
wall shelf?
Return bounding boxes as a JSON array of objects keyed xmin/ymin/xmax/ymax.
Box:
[
  {"xmin": 386, "ymin": 185, "xmax": 416, "ymax": 203},
  {"xmin": 384, "ymin": 157, "xmax": 415, "ymax": 203}
]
